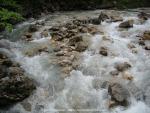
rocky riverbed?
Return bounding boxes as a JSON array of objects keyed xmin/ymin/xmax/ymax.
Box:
[{"xmin": 0, "ymin": 8, "xmax": 150, "ymax": 113}]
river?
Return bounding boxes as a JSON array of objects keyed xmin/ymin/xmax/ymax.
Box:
[{"xmin": 0, "ymin": 8, "xmax": 150, "ymax": 113}]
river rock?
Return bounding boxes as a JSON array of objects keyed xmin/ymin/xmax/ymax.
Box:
[
  {"xmin": 110, "ymin": 16, "xmax": 123, "ymax": 22},
  {"xmin": 142, "ymin": 31, "xmax": 150, "ymax": 40},
  {"xmin": 110, "ymin": 70, "xmax": 119, "ymax": 76},
  {"xmin": 28, "ymin": 24, "xmax": 38, "ymax": 32},
  {"xmin": 0, "ymin": 52, "xmax": 35, "ymax": 107},
  {"xmin": 68, "ymin": 35, "xmax": 83, "ymax": 46},
  {"xmin": 99, "ymin": 47, "xmax": 108, "ymax": 56},
  {"xmin": 108, "ymin": 82, "xmax": 130, "ymax": 106},
  {"xmin": 41, "ymin": 30, "xmax": 49, "ymax": 37},
  {"xmin": 145, "ymin": 45, "xmax": 150, "ymax": 50},
  {"xmin": 122, "ymin": 71, "xmax": 134, "ymax": 81},
  {"xmin": 24, "ymin": 33, "xmax": 32, "ymax": 39},
  {"xmin": 88, "ymin": 26, "xmax": 100, "ymax": 35},
  {"xmin": 75, "ymin": 42, "xmax": 88, "ymax": 52},
  {"xmin": 22, "ymin": 33, "xmax": 33, "ymax": 41},
  {"xmin": 115, "ymin": 62, "xmax": 131, "ymax": 72},
  {"xmin": 21, "ymin": 101, "xmax": 32, "ymax": 112},
  {"xmin": 119, "ymin": 20, "xmax": 133, "ymax": 28},
  {"xmin": 138, "ymin": 40, "xmax": 145, "ymax": 46},
  {"xmin": 49, "ymin": 26, "xmax": 60, "ymax": 32},
  {"xmin": 58, "ymin": 59, "xmax": 72, "ymax": 67},
  {"xmin": 89, "ymin": 18, "xmax": 101, "ymax": 25},
  {"xmin": 127, "ymin": 43, "xmax": 136, "ymax": 49},
  {"xmin": 138, "ymin": 12, "xmax": 149, "ymax": 20},
  {"xmin": 98, "ymin": 12, "xmax": 109, "ymax": 22}
]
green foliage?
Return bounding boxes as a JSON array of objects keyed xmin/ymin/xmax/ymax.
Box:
[
  {"xmin": 0, "ymin": 8, "xmax": 24, "ymax": 32},
  {"xmin": 0, "ymin": 0, "xmax": 24, "ymax": 32},
  {"xmin": 0, "ymin": 8, "xmax": 23, "ymax": 22}
]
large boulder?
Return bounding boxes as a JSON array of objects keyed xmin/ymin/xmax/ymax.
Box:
[
  {"xmin": 0, "ymin": 52, "xmax": 35, "ymax": 108},
  {"xmin": 108, "ymin": 82, "xmax": 130, "ymax": 106}
]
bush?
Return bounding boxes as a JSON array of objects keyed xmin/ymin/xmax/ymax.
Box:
[{"xmin": 0, "ymin": 8, "xmax": 24, "ymax": 32}]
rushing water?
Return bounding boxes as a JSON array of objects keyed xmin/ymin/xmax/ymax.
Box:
[{"xmin": 0, "ymin": 9, "xmax": 150, "ymax": 113}]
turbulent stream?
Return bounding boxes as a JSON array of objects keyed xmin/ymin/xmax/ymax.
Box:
[{"xmin": 0, "ymin": 8, "xmax": 150, "ymax": 113}]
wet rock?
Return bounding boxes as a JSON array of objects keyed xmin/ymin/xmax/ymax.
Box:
[
  {"xmin": 35, "ymin": 20, "xmax": 45, "ymax": 26},
  {"xmin": 142, "ymin": 31, "xmax": 150, "ymax": 40},
  {"xmin": 61, "ymin": 66, "xmax": 73, "ymax": 74},
  {"xmin": 49, "ymin": 26, "xmax": 60, "ymax": 32},
  {"xmin": 145, "ymin": 45, "xmax": 150, "ymax": 50},
  {"xmin": 132, "ymin": 48, "xmax": 138, "ymax": 54},
  {"xmin": 90, "ymin": 18, "xmax": 101, "ymax": 25},
  {"xmin": 115, "ymin": 62, "xmax": 131, "ymax": 72},
  {"xmin": 127, "ymin": 43, "xmax": 136, "ymax": 49},
  {"xmin": 24, "ymin": 33, "xmax": 32, "ymax": 39},
  {"xmin": 58, "ymin": 59, "xmax": 72, "ymax": 67},
  {"xmin": 79, "ymin": 26, "xmax": 89, "ymax": 33},
  {"xmin": 25, "ymin": 45, "xmax": 48, "ymax": 57},
  {"xmin": 102, "ymin": 36, "xmax": 111, "ymax": 41},
  {"xmin": 68, "ymin": 35, "xmax": 83, "ymax": 46},
  {"xmin": 55, "ymin": 50, "xmax": 67, "ymax": 56},
  {"xmin": 98, "ymin": 12, "xmax": 109, "ymax": 22},
  {"xmin": 110, "ymin": 16, "xmax": 123, "ymax": 22},
  {"xmin": 122, "ymin": 71, "xmax": 134, "ymax": 81},
  {"xmin": 41, "ymin": 30, "xmax": 49, "ymax": 37},
  {"xmin": 108, "ymin": 100, "xmax": 117, "ymax": 108},
  {"xmin": 138, "ymin": 40, "xmax": 145, "ymax": 46},
  {"xmin": 99, "ymin": 47, "xmax": 108, "ymax": 56},
  {"xmin": 138, "ymin": 12, "xmax": 149, "ymax": 20},
  {"xmin": 119, "ymin": 20, "xmax": 133, "ymax": 28},
  {"xmin": 22, "ymin": 33, "xmax": 33, "ymax": 41},
  {"xmin": 88, "ymin": 26, "xmax": 100, "ymax": 35},
  {"xmin": 75, "ymin": 42, "xmax": 88, "ymax": 52},
  {"xmin": 93, "ymin": 79, "xmax": 109, "ymax": 89},
  {"xmin": 51, "ymin": 32, "xmax": 64, "ymax": 41},
  {"xmin": 21, "ymin": 101, "xmax": 32, "ymax": 112},
  {"xmin": 38, "ymin": 46, "xmax": 48, "ymax": 53},
  {"xmin": 53, "ymin": 47, "xmax": 61, "ymax": 52},
  {"xmin": 28, "ymin": 24, "xmax": 38, "ymax": 32},
  {"xmin": 0, "ymin": 52, "xmax": 35, "ymax": 107},
  {"xmin": 110, "ymin": 70, "xmax": 119, "ymax": 76},
  {"xmin": 108, "ymin": 82, "xmax": 130, "ymax": 106}
]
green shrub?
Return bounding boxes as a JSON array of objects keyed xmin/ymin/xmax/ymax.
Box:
[{"xmin": 0, "ymin": 8, "xmax": 24, "ymax": 32}]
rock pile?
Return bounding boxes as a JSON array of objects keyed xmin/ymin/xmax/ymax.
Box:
[{"xmin": 0, "ymin": 51, "xmax": 35, "ymax": 107}]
